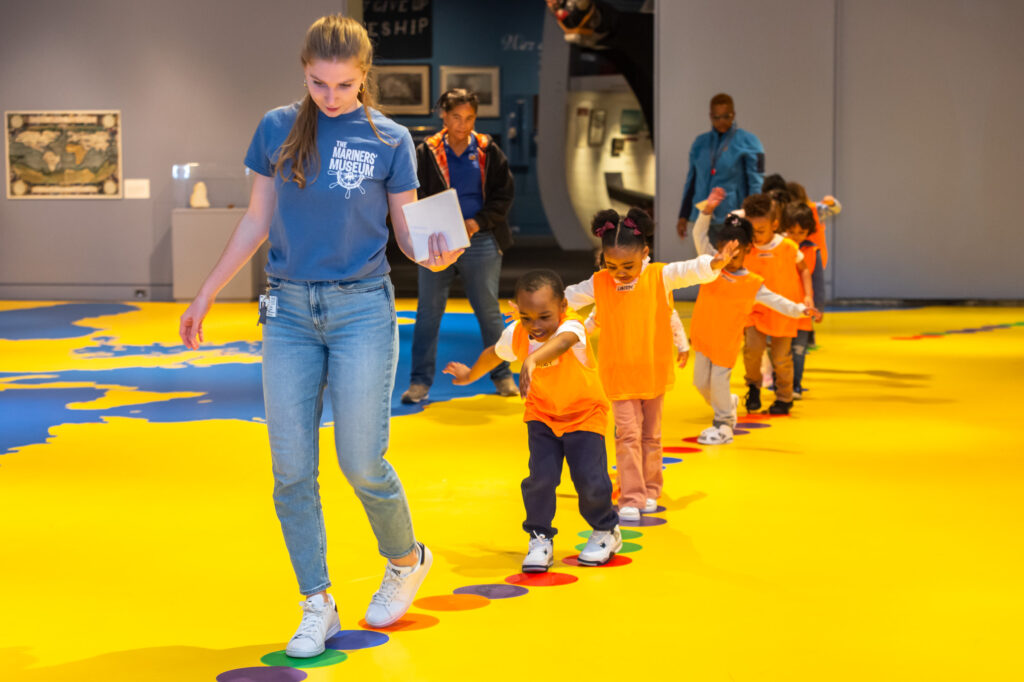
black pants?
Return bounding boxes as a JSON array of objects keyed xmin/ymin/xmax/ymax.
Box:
[{"xmin": 522, "ymin": 421, "xmax": 619, "ymax": 538}]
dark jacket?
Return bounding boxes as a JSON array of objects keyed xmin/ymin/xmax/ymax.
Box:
[{"xmin": 417, "ymin": 129, "xmax": 515, "ymax": 251}]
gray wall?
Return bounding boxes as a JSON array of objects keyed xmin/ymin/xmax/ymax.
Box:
[
  {"xmin": 0, "ymin": 0, "xmax": 343, "ymax": 300},
  {"xmin": 657, "ymin": 0, "xmax": 1024, "ymax": 300}
]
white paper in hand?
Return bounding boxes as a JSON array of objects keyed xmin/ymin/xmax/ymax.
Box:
[{"xmin": 401, "ymin": 189, "xmax": 471, "ymax": 262}]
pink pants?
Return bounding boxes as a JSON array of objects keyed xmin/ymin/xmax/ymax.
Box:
[{"xmin": 611, "ymin": 394, "xmax": 664, "ymax": 509}]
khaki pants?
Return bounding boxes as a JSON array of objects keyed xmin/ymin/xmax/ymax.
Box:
[
  {"xmin": 611, "ymin": 395, "xmax": 664, "ymax": 509},
  {"xmin": 743, "ymin": 327, "xmax": 794, "ymax": 403}
]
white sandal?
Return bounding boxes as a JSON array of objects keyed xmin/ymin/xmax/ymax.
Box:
[{"xmin": 697, "ymin": 425, "xmax": 733, "ymax": 445}]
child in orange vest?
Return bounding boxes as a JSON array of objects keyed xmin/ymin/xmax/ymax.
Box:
[
  {"xmin": 565, "ymin": 208, "xmax": 735, "ymax": 520},
  {"xmin": 786, "ymin": 180, "xmax": 841, "ymax": 270},
  {"xmin": 691, "ymin": 189, "xmax": 819, "ymax": 444},
  {"xmin": 780, "ymin": 202, "xmax": 823, "ymax": 399},
  {"xmin": 740, "ymin": 194, "xmax": 816, "ymax": 415},
  {"xmin": 444, "ymin": 270, "xmax": 622, "ymax": 572}
]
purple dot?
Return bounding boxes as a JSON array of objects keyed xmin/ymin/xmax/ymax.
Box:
[
  {"xmin": 326, "ymin": 630, "xmax": 389, "ymax": 650},
  {"xmin": 732, "ymin": 429, "xmax": 751, "ymax": 436},
  {"xmin": 454, "ymin": 584, "xmax": 529, "ymax": 599},
  {"xmin": 217, "ymin": 667, "xmax": 308, "ymax": 682},
  {"xmin": 618, "ymin": 515, "xmax": 668, "ymax": 527},
  {"xmin": 735, "ymin": 422, "xmax": 771, "ymax": 429}
]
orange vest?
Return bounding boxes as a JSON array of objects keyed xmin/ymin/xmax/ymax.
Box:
[
  {"xmin": 797, "ymin": 241, "xmax": 819, "ymax": 332},
  {"xmin": 511, "ymin": 315, "xmax": 609, "ymax": 437},
  {"xmin": 593, "ymin": 263, "xmax": 675, "ymax": 400},
  {"xmin": 744, "ymin": 237, "xmax": 803, "ymax": 338},
  {"xmin": 690, "ymin": 269, "xmax": 765, "ymax": 368},
  {"xmin": 808, "ymin": 202, "xmax": 828, "ymax": 268}
]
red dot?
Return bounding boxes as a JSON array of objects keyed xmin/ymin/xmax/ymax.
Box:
[
  {"xmin": 413, "ymin": 594, "xmax": 489, "ymax": 611},
  {"xmin": 664, "ymin": 446, "xmax": 701, "ymax": 453},
  {"xmin": 505, "ymin": 572, "xmax": 578, "ymax": 586},
  {"xmin": 682, "ymin": 436, "xmax": 702, "ymax": 444},
  {"xmin": 562, "ymin": 554, "xmax": 633, "ymax": 568}
]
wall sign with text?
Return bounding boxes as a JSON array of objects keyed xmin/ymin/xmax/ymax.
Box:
[{"xmin": 364, "ymin": 0, "xmax": 432, "ymax": 59}]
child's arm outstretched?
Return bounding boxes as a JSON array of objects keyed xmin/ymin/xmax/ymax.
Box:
[
  {"xmin": 796, "ymin": 258, "xmax": 815, "ymax": 309},
  {"xmin": 518, "ymin": 327, "xmax": 583, "ymax": 398},
  {"xmin": 757, "ymin": 286, "xmax": 822, "ymax": 322},
  {"xmin": 692, "ymin": 187, "xmax": 726, "ymax": 257},
  {"xmin": 816, "ymin": 196, "xmax": 842, "ymax": 221},
  {"xmin": 444, "ymin": 346, "xmax": 504, "ymax": 386},
  {"xmin": 564, "ymin": 275, "xmax": 596, "ymax": 312}
]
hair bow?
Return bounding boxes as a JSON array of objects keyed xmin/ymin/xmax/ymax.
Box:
[
  {"xmin": 623, "ymin": 217, "xmax": 642, "ymax": 235},
  {"xmin": 595, "ymin": 221, "xmax": 616, "ymax": 237}
]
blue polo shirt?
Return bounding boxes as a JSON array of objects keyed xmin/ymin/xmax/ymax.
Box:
[
  {"xmin": 444, "ymin": 135, "xmax": 483, "ymax": 219},
  {"xmin": 245, "ymin": 102, "xmax": 419, "ymax": 282}
]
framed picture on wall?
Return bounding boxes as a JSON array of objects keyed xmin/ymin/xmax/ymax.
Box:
[
  {"xmin": 439, "ymin": 66, "xmax": 500, "ymax": 117},
  {"xmin": 374, "ymin": 65, "xmax": 431, "ymax": 115},
  {"xmin": 588, "ymin": 108, "xmax": 607, "ymax": 147},
  {"xmin": 6, "ymin": 110, "xmax": 123, "ymax": 199}
]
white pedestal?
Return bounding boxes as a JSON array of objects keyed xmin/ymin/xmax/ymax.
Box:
[{"xmin": 171, "ymin": 208, "xmax": 268, "ymax": 301}]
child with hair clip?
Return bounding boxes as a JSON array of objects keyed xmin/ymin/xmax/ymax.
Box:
[
  {"xmin": 740, "ymin": 193, "xmax": 817, "ymax": 415},
  {"xmin": 444, "ymin": 270, "xmax": 622, "ymax": 571},
  {"xmin": 565, "ymin": 208, "xmax": 736, "ymax": 520},
  {"xmin": 786, "ymin": 181, "xmax": 841, "ymax": 270},
  {"xmin": 691, "ymin": 189, "xmax": 819, "ymax": 444},
  {"xmin": 780, "ymin": 202, "xmax": 824, "ymax": 399}
]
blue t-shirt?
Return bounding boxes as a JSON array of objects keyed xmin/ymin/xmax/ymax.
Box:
[
  {"xmin": 244, "ymin": 102, "xmax": 419, "ymax": 282},
  {"xmin": 444, "ymin": 135, "xmax": 483, "ymax": 219}
]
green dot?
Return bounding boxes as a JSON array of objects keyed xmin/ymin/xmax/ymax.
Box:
[
  {"xmin": 578, "ymin": 529, "xmax": 642, "ymax": 540},
  {"xmin": 575, "ymin": 541, "xmax": 642, "ymax": 554},
  {"xmin": 260, "ymin": 649, "xmax": 348, "ymax": 668}
]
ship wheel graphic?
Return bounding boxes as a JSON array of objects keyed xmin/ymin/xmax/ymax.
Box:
[{"xmin": 329, "ymin": 168, "xmax": 367, "ymax": 199}]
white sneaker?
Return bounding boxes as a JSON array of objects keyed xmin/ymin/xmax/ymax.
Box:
[
  {"xmin": 286, "ymin": 593, "xmax": 341, "ymax": 658},
  {"xmin": 730, "ymin": 393, "xmax": 739, "ymax": 424},
  {"xmin": 578, "ymin": 526, "xmax": 622, "ymax": 566},
  {"xmin": 364, "ymin": 543, "xmax": 433, "ymax": 628},
  {"xmin": 643, "ymin": 498, "xmax": 658, "ymax": 513},
  {"xmin": 618, "ymin": 506, "xmax": 641, "ymax": 521},
  {"xmin": 522, "ymin": 532, "xmax": 554, "ymax": 573},
  {"xmin": 697, "ymin": 425, "xmax": 733, "ymax": 445}
]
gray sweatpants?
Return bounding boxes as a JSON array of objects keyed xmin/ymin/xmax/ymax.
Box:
[{"xmin": 693, "ymin": 350, "xmax": 736, "ymax": 428}]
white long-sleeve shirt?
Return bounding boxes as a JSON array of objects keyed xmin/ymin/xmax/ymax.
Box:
[{"xmin": 564, "ymin": 254, "xmax": 719, "ymax": 312}]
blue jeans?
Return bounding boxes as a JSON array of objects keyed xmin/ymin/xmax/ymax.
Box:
[
  {"xmin": 410, "ymin": 232, "xmax": 510, "ymax": 388},
  {"xmin": 792, "ymin": 328, "xmax": 812, "ymax": 393},
  {"xmin": 262, "ymin": 275, "xmax": 416, "ymax": 595}
]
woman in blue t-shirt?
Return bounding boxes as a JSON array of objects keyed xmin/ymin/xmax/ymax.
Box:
[{"xmin": 178, "ymin": 15, "xmax": 462, "ymax": 659}]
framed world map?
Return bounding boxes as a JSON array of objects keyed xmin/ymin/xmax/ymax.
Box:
[{"xmin": 5, "ymin": 110, "xmax": 123, "ymax": 199}]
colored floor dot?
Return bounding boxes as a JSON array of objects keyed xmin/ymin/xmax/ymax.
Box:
[
  {"xmin": 358, "ymin": 613, "xmax": 440, "ymax": 632},
  {"xmin": 619, "ymin": 515, "xmax": 667, "ymax": 527},
  {"xmin": 579, "ymin": 529, "xmax": 643, "ymax": 540},
  {"xmin": 414, "ymin": 594, "xmax": 490, "ymax": 611},
  {"xmin": 454, "ymin": 584, "xmax": 528, "ymax": 599},
  {"xmin": 217, "ymin": 667, "xmax": 308, "ymax": 681},
  {"xmin": 574, "ymin": 541, "xmax": 642, "ymax": 554},
  {"xmin": 325, "ymin": 630, "xmax": 389, "ymax": 650},
  {"xmin": 505, "ymin": 571, "xmax": 578, "ymax": 586},
  {"xmin": 682, "ymin": 436, "xmax": 702, "ymax": 444},
  {"xmin": 259, "ymin": 650, "xmax": 347, "ymax": 669},
  {"xmin": 645, "ymin": 505, "xmax": 667, "ymax": 513},
  {"xmin": 562, "ymin": 554, "xmax": 633, "ymax": 567},
  {"xmin": 732, "ymin": 429, "xmax": 751, "ymax": 436},
  {"xmin": 217, "ymin": 667, "xmax": 305, "ymax": 675},
  {"xmin": 662, "ymin": 456, "xmax": 683, "ymax": 464},
  {"xmin": 665, "ymin": 446, "xmax": 701, "ymax": 454},
  {"xmin": 735, "ymin": 422, "xmax": 771, "ymax": 429}
]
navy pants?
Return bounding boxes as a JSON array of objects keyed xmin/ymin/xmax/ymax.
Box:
[{"xmin": 522, "ymin": 421, "xmax": 619, "ymax": 538}]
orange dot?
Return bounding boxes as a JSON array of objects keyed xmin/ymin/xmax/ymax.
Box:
[
  {"xmin": 413, "ymin": 594, "xmax": 490, "ymax": 611},
  {"xmin": 358, "ymin": 613, "xmax": 440, "ymax": 632}
]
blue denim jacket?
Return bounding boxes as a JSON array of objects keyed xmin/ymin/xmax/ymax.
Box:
[{"xmin": 679, "ymin": 125, "xmax": 765, "ymax": 223}]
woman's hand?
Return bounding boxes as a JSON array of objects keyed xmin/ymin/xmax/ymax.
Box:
[
  {"xmin": 710, "ymin": 240, "xmax": 739, "ymax": 270},
  {"xmin": 420, "ymin": 232, "xmax": 465, "ymax": 272},
  {"xmin": 179, "ymin": 295, "xmax": 213, "ymax": 350},
  {"xmin": 465, "ymin": 218, "xmax": 480, "ymax": 238},
  {"xmin": 676, "ymin": 217, "xmax": 688, "ymax": 239}
]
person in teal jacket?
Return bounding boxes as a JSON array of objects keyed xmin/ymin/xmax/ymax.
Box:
[{"xmin": 677, "ymin": 93, "xmax": 765, "ymax": 244}]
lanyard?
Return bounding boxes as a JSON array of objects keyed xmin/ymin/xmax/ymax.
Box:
[{"xmin": 709, "ymin": 127, "xmax": 736, "ymax": 177}]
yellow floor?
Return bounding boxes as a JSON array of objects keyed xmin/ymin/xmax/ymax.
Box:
[{"xmin": 1, "ymin": 300, "xmax": 1022, "ymax": 681}]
